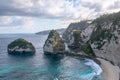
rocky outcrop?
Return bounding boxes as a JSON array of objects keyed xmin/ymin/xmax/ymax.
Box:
[
  {"xmin": 62, "ymin": 20, "xmax": 93, "ymax": 43},
  {"xmin": 64, "ymin": 29, "xmax": 95, "ymax": 57},
  {"xmin": 43, "ymin": 30, "xmax": 65, "ymax": 54},
  {"xmin": 62, "ymin": 20, "xmax": 95, "ymax": 57},
  {"xmin": 68, "ymin": 30, "xmax": 83, "ymax": 49},
  {"xmin": 8, "ymin": 38, "xmax": 35, "ymax": 55}
]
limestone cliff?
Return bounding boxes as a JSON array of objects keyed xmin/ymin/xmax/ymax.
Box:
[
  {"xmin": 62, "ymin": 20, "xmax": 93, "ymax": 43},
  {"xmin": 63, "ymin": 12, "xmax": 120, "ymax": 67},
  {"xmin": 90, "ymin": 12, "xmax": 120, "ymax": 66},
  {"xmin": 67, "ymin": 30, "xmax": 83, "ymax": 49}
]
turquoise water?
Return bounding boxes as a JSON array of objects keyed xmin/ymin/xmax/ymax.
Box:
[{"xmin": 0, "ymin": 34, "xmax": 103, "ymax": 80}]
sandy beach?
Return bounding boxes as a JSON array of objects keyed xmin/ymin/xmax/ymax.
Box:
[{"xmin": 97, "ymin": 58, "xmax": 120, "ymax": 80}]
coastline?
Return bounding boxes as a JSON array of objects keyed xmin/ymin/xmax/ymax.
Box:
[
  {"xmin": 97, "ymin": 58, "xmax": 120, "ymax": 80},
  {"xmin": 57, "ymin": 51, "xmax": 120, "ymax": 80}
]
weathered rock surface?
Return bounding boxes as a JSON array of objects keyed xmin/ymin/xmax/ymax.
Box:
[
  {"xmin": 90, "ymin": 12, "xmax": 120, "ymax": 67},
  {"xmin": 63, "ymin": 29, "xmax": 95, "ymax": 57},
  {"xmin": 43, "ymin": 30, "xmax": 65, "ymax": 54},
  {"xmin": 62, "ymin": 21, "xmax": 95, "ymax": 56},
  {"xmin": 67, "ymin": 30, "xmax": 83, "ymax": 49},
  {"xmin": 62, "ymin": 20, "xmax": 93, "ymax": 43},
  {"xmin": 8, "ymin": 38, "xmax": 35, "ymax": 55}
]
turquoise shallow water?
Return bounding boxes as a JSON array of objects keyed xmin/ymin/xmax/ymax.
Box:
[{"xmin": 0, "ymin": 34, "xmax": 103, "ymax": 80}]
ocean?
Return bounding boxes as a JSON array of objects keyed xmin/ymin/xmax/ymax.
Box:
[{"xmin": 0, "ymin": 34, "xmax": 103, "ymax": 80}]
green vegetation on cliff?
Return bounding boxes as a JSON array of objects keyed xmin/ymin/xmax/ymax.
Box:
[
  {"xmin": 90, "ymin": 12, "xmax": 120, "ymax": 46},
  {"xmin": 62, "ymin": 11, "xmax": 120, "ymax": 57},
  {"xmin": 48, "ymin": 30, "xmax": 60, "ymax": 39},
  {"xmin": 72, "ymin": 30, "xmax": 83, "ymax": 48},
  {"xmin": 91, "ymin": 28, "xmax": 112, "ymax": 43},
  {"xmin": 47, "ymin": 30, "xmax": 62, "ymax": 47},
  {"xmin": 90, "ymin": 12, "xmax": 120, "ymax": 52},
  {"xmin": 94, "ymin": 12, "xmax": 120, "ymax": 26},
  {"xmin": 44, "ymin": 30, "xmax": 65, "ymax": 54},
  {"xmin": 81, "ymin": 42, "xmax": 95, "ymax": 57}
]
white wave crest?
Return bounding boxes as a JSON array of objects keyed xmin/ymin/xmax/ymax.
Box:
[{"xmin": 84, "ymin": 59, "xmax": 103, "ymax": 76}]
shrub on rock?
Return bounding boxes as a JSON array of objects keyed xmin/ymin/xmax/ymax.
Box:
[{"xmin": 8, "ymin": 38, "xmax": 35, "ymax": 55}]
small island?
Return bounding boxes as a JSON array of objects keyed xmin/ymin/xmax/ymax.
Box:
[
  {"xmin": 7, "ymin": 38, "xmax": 35, "ymax": 55},
  {"xmin": 43, "ymin": 30, "xmax": 65, "ymax": 54}
]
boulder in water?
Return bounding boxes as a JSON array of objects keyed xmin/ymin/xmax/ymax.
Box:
[{"xmin": 7, "ymin": 38, "xmax": 35, "ymax": 55}]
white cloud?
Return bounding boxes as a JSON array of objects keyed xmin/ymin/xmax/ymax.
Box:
[
  {"xmin": 0, "ymin": 0, "xmax": 120, "ymax": 33},
  {"xmin": 0, "ymin": 16, "xmax": 12, "ymax": 25},
  {"xmin": 13, "ymin": 0, "xmax": 33, "ymax": 8},
  {"xmin": 1, "ymin": 0, "xmax": 120, "ymax": 19}
]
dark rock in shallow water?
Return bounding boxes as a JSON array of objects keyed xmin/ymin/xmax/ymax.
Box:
[
  {"xmin": 43, "ymin": 30, "xmax": 65, "ymax": 54},
  {"xmin": 7, "ymin": 38, "xmax": 35, "ymax": 55}
]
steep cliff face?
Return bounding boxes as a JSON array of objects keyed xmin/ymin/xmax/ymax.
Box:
[
  {"xmin": 62, "ymin": 20, "xmax": 93, "ymax": 43},
  {"xmin": 43, "ymin": 30, "xmax": 65, "ymax": 54},
  {"xmin": 63, "ymin": 12, "xmax": 120, "ymax": 66},
  {"xmin": 62, "ymin": 21, "xmax": 95, "ymax": 57},
  {"xmin": 90, "ymin": 12, "xmax": 120, "ymax": 66},
  {"xmin": 67, "ymin": 30, "xmax": 83, "ymax": 49}
]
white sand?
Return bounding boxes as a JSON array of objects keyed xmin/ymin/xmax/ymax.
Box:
[{"xmin": 97, "ymin": 58, "xmax": 120, "ymax": 80}]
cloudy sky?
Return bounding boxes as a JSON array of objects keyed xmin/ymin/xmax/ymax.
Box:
[{"xmin": 0, "ymin": 0, "xmax": 120, "ymax": 34}]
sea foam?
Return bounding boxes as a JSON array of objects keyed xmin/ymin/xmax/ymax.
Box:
[
  {"xmin": 84, "ymin": 59, "xmax": 103, "ymax": 75},
  {"xmin": 84, "ymin": 59, "xmax": 103, "ymax": 80}
]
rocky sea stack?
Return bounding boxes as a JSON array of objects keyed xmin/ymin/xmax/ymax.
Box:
[
  {"xmin": 43, "ymin": 30, "xmax": 65, "ymax": 54},
  {"xmin": 8, "ymin": 38, "xmax": 35, "ymax": 55},
  {"xmin": 68, "ymin": 30, "xmax": 83, "ymax": 49}
]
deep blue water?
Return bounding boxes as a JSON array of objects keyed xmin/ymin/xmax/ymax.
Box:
[{"xmin": 0, "ymin": 34, "xmax": 103, "ymax": 80}]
